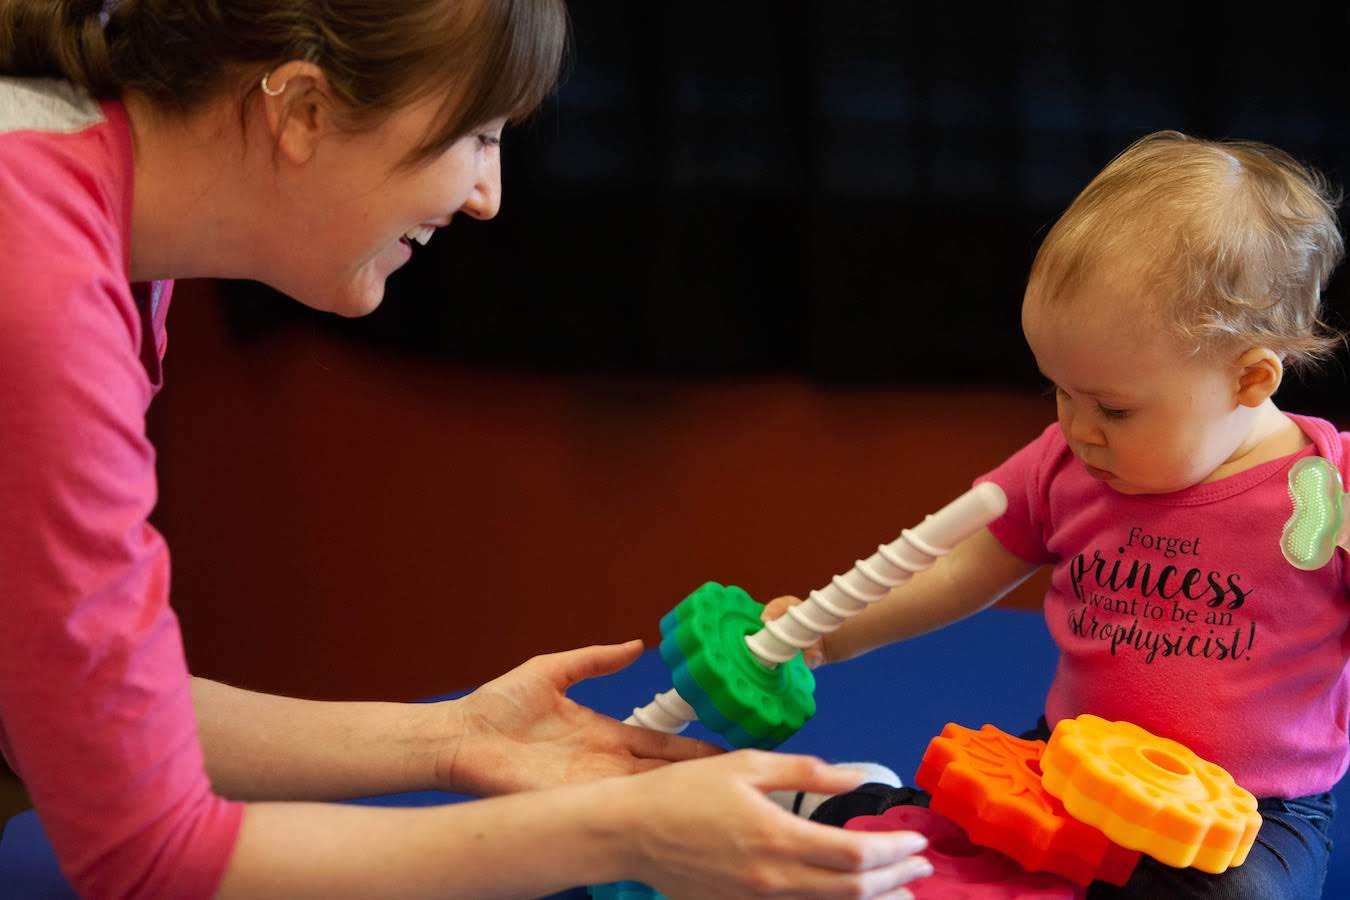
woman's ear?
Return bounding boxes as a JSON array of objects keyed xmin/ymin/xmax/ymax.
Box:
[
  {"xmin": 1234, "ymin": 347, "xmax": 1284, "ymax": 408},
  {"xmin": 257, "ymin": 60, "xmax": 333, "ymax": 165}
]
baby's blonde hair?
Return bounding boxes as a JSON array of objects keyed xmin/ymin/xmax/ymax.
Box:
[{"xmin": 1027, "ymin": 131, "xmax": 1344, "ymax": 369}]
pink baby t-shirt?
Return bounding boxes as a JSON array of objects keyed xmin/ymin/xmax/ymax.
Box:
[
  {"xmin": 0, "ymin": 78, "xmax": 243, "ymax": 897},
  {"xmin": 977, "ymin": 414, "xmax": 1350, "ymax": 798}
]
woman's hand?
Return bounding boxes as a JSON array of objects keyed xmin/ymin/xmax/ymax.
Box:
[
  {"xmin": 761, "ymin": 595, "xmax": 831, "ymax": 668},
  {"xmin": 435, "ymin": 640, "xmax": 722, "ymax": 796},
  {"xmin": 618, "ymin": 750, "xmax": 932, "ymax": 899}
]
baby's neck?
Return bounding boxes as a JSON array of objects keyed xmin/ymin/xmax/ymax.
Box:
[{"xmin": 1200, "ymin": 401, "xmax": 1310, "ymax": 485}]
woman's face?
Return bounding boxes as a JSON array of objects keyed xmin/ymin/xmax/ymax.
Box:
[{"xmin": 270, "ymin": 91, "xmax": 504, "ymax": 317}]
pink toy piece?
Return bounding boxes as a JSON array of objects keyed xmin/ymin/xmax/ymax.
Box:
[{"xmin": 845, "ymin": 806, "xmax": 1085, "ymax": 899}]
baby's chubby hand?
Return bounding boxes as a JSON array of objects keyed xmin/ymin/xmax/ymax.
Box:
[{"xmin": 760, "ymin": 596, "xmax": 831, "ymax": 669}]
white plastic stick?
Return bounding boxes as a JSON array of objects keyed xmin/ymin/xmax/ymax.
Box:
[
  {"xmin": 746, "ymin": 481, "xmax": 1008, "ymax": 663},
  {"xmin": 622, "ymin": 482, "xmax": 1008, "ymax": 729},
  {"xmin": 625, "ymin": 687, "xmax": 696, "ymax": 732}
]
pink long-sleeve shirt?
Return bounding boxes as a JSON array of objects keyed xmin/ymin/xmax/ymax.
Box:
[
  {"xmin": 0, "ymin": 77, "xmax": 243, "ymax": 897},
  {"xmin": 978, "ymin": 414, "xmax": 1350, "ymax": 798}
]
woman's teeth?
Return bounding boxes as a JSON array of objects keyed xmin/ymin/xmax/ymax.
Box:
[{"xmin": 404, "ymin": 225, "xmax": 435, "ymax": 246}]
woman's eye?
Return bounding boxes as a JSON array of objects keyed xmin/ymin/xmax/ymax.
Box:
[{"xmin": 478, "ymin": 134, "xmax": 502, "ymax": 149}]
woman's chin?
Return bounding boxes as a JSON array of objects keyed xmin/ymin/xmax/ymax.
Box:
[
  {"xmin": 332, "ymin": 287, "xmax": 386, "ymax": 318},
  {"xmin": 281, "ymin": 246, "xmax": 408, "ymax": 317},
  {"xmin": 281, "ymin": 284, "xmax": 383, "ymax": 317},
  {"xmin": 312, "ymin": 268, "xmax": 392, "ymax": 317},
  {"xmin": 333, "ymin": 246, "xmax": 413, "ymax": 316}
]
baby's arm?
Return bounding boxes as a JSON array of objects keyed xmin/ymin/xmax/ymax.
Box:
[{"xmin": 767, "ymin": 528, "xmax": 1040, "ymax": 665}]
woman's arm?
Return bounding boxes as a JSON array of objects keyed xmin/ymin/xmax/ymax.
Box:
[
  {"xmin": 191, "ymin": 677, "xmax": 451, "ymax": 801},
  {"xmin": 214, "ymin": 751, "xmax": 934, "ymax": 900},
  {"xmin": 193, "ymin": 641, "xmax": 723, "ymax": 802}
]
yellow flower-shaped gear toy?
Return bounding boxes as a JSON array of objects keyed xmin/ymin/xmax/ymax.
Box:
[{"xmin": 1039, "ymin": 715, "xmax": 1261, "ymax": 873}]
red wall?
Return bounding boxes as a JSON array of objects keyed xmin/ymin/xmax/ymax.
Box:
[{"xmin": 151, "ymin": 281, "xmax": 1052, "ymax": 701}]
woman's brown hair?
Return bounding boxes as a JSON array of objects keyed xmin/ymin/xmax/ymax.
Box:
[{"xmin": 0, "ymin": 0, "xmax": 568, "ymax": 163}]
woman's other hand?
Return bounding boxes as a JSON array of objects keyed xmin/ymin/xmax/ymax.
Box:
[{"xmin": 620, "ymin": 751, "xmax": 932, "ymax": 899}]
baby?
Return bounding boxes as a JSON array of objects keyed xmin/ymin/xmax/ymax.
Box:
[{"xmin": 768, "ymin": 131, "xmax": 1345, "ymax": 898}]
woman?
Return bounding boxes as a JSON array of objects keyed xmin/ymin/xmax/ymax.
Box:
[{"xmin": 0, "ymin": 1, "xmax": 933, "ymax": 897}]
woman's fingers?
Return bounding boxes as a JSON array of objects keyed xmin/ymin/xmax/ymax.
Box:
[
  {"xmin": 737, "ymin": 750, "xmax": 866, "ymax": 796},
  {"xmin": 858, "ymin": 856, "xmax": 934, "ymax": 895},
  {"xmin": 876, "ymin": 890, "xmax": 915, "ymax": 900},
  {"xmin": 627, "ymin": 751, "xmax": 935, "ymax": 900},
  {"xmin": 777, "ymin": 815, "xmax": 928, "ymax": 872},
  {"xmin": 726, "ymin": 850, "xmax": 932, "ymax": 900},
  {"xmin": 616, "ymin": 720, "xmax": 724, "ymax": 762},
  {"xmin": 536, "ymin": 639, "xmax": 645, "ymax": 689}
]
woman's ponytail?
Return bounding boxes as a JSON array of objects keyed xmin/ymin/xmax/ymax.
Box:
[{"xmin": 0, "ymin": 1, "xmax": 118, "ymax": 96}]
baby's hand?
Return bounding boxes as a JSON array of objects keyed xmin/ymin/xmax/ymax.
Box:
[{"xmin": 760, "ymin": 596, "xmax": 830, "ymax": 669}]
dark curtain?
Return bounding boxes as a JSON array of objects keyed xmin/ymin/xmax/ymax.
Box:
[{"xmin": 224, "ymin": 0, "xmax": 1350, "ymax": 405}]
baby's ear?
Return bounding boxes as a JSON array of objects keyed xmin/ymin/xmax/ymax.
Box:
[{"xmin": 1234, "ymin": 347, "xmax": 1283, "ymax": 407}]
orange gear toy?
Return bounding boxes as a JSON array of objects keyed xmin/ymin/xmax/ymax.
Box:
[
  {"xmin": 915, "ymin": 723, "xmax": 1140, "ymax": 887},
  {"xmin": 1038, "ymin": 715, "xmax": 1261, "ymax": 873}
]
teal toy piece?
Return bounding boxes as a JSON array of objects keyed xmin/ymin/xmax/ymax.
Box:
[
  {"xmin": 587, "ymin": 881, "xmax": 666, "ymax": 899},
  {"xmin": 1282, "ymin": 456, "xmax": 1349, "ymax": 571},
  {"xmin": 658, "ymin": 582, "xmax": 816, "ymax": 749}
]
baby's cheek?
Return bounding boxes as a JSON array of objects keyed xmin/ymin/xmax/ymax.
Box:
[{"xmin": 1126, "ymin": 442, "xmax": 1187, "ymax": 490}]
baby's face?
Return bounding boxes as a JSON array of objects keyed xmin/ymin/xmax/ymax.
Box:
[{"xmin": 1022, "ymin": 283, "xmax": 1254, "ymax": 495}]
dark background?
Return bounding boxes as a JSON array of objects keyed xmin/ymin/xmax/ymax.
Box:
[{"xmin": 227, "ymin": 0, "xmax": 1350, "ymax": 403}]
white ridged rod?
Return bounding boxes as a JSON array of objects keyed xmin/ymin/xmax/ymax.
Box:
[
  {"xmin": 624, "ymin": 687, "xmax": 696, "ymax": 732},
  {"xmin": 623, "ymin": 483, "xmax": 1008, "ymax": 730},
  {"xmin": 745, "ymin": 482, "xmax": 1008, "ymax": 663}
]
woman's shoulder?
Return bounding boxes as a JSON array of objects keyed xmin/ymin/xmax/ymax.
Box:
[
  {"xmin": 0, "ymin": 78, "xmax": 132, "ymax": 278},
  {"xmin": 0, "ymin": 79, "xmax": 138, "ymax": 349},
  {"xmin": 0, "ymin": 76, "xmax": 106, "ymax": 136}
]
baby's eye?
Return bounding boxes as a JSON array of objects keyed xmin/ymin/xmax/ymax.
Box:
[{"xmin": 1097, "ymin": 402, "xmax": 1130, "ymax": 421}]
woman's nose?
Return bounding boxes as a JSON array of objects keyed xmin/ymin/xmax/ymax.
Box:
[{"xmin": 461, "ymin": 154, "xmax": 502, "ymax": 221}]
